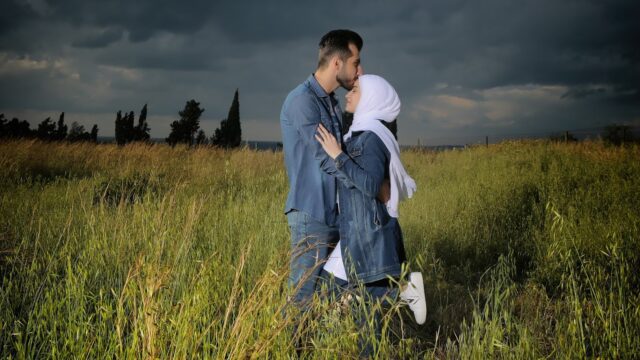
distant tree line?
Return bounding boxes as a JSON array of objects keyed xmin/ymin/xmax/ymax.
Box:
[
  {"xmin": 3, "ymin": 97, "xmax": 635, "ymax": 149},
  {"xmin": 602, "ymin": 124, "xmax": 636, "ymax": 146},
  {"xmin": 0, "ymin": 87, "xmax": 243, "ymax": 148},
  {"xmin": 166, "ymin": 89, "xmax": 242, "ymax": 148},
  {"xmin": 0, "ymin": 112, "xmax": 98, "ymax": 142},
  {"xmin": 114, "ymin": 104, "xmax": 151, "ymax": 146},
  {"xmin": 549, "ymin": 124, "xmax": 637, "ymax": 146}
]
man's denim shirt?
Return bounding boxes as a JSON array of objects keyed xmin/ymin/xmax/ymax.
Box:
[{"xmin": 280, "ymin": 74, "xmax": 344, "ymax": 226}]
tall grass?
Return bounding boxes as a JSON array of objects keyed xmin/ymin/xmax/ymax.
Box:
[{"xmin": 1, "ymin": 139, "xmax": 638, "ymax": 358}]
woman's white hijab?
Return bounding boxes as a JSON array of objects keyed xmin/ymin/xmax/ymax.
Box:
[{"xmin": 344, "ymin": 74, "xmax": 416, "ymax": 218}]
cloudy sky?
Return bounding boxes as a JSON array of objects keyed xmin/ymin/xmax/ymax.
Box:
[{"xmin": 1, "ymin": 0, "xmax": 638, "ymax": 145}]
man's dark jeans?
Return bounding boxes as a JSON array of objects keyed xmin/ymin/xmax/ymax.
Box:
[{"xmin": 287, "ymin": 210, "xmax": 339, "ymax": 307}]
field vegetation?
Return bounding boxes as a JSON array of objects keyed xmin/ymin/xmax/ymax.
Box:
[{"xmin": 1, "ymin": 139, "xmax": 639, "ymax": 358}]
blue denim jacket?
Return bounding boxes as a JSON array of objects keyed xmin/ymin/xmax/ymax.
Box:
[
  {"xmin": 334, "ymin": 130, "xmax": 407, "ymax": 283},
  {"xmin": 280, "ymin": 75, "xmax": 345, "ymax": 226}
]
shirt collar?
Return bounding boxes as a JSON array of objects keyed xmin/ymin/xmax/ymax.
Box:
[{"xmin": 306, "ymin": 74, "xmax": 334, "ymax": 99}]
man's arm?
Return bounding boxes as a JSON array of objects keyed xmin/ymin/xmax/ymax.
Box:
[{"xmin": 287, "ymin": 94, "xmax": 341, "ymax": 175}]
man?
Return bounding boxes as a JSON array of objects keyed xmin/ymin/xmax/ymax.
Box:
[{"xmin": 280, "ymin": 29, "xmax": 363, "ymax": 308}]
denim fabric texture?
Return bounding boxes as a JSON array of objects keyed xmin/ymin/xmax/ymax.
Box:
[
  {"xmin": 318, "ymin": 270, "xmax": 399, "ymax": 357},
  {"xmin": 334, "ymin": 130, "xmax": 407, "ymax": 284},
  {"xmin": 287, "ymin": 210, "xmax": 339, "ymax": 305},
  {"xmin": 281, "ymin": 74, "xmax": 345, "ymax": 305},
  {"xmin": 280, "ymin": 74, "xmax": 345, "ymax": 226}
]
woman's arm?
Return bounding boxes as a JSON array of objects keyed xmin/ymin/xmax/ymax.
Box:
[{"xmin": 316, "ymin": 124, "xmax": 388, "ymax": 199}]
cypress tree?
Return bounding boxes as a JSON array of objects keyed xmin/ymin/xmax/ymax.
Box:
[
  {"xmin": 55, "ymin": 112, "xmax": 68, "ymax": 140},
  {"xmin": 135, "ymin": 103, "xmax": 150, "ymax": 141},
  {"xmin": 125, "ymin": 111, "xmax": 135, "ymax": 142},
  {"xmin": 227, "ymin": 89, "xmax": 241, "ymax": 147},
  {"xmin": 90, "ymin": 124, "xmax": 99, "ymax": 142},
  {"xmin": 115, "ymin": 110, "xmax": 124, "ymax": 145},
  {"xmin": 212, "ymin": 89, "xmax": 241, "ymax": 148}
]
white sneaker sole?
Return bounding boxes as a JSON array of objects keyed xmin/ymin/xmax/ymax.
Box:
[{"xmin": 408, "ymin": 272, "xmax": 426, "ymax": 325}]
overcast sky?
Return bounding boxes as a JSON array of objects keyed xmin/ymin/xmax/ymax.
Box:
[{"xmin": 1, "ymin": 0, "xmax": 638, "ymax": 145}]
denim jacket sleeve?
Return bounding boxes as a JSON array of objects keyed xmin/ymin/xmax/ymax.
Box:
[
  {"xmin": 287, "ymin": 93, "xmax": 339, "ymax": 175},
  {"xmin": 333, "ymin": 133, "xmax": 388, "ymax": 198}
]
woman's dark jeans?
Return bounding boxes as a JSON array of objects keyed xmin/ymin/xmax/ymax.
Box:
[{"xmin": 319, "ymin": 270, "xmax": 398, "ymax": 357}]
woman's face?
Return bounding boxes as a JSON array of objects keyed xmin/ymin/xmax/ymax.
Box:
[{"xmin": 345, "ymin": 79, "xmax": 361, "ymax": 113}]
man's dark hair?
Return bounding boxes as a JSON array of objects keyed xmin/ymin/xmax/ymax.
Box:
[{"xmin": 317, "ymin": 29, "xmax": 363, "ymax": 69}]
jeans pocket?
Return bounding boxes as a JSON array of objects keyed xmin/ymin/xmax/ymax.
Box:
[
  {"xmin": 373, "ymin": 207, "xmax": 381, "ymax": 227},
  {"xmin": 372, "ymin": 199, "xmax": 383, "ymax": 228},
  {"xmin": 287, "ymin": 209, "xmax": 304, "ymax": 227},
  {"xmin": 288, "ymin": 210, "xmax": 311, "ymax": 246}
]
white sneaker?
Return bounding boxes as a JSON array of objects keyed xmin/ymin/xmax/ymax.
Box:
[{"xmin": 400, "ymin": 272, "xmax": 427, "ymax": 325}]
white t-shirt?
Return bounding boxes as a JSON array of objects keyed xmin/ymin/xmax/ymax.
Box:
[{"xmin": 323, "ymin": 240, "xmax": 348, "ymax": 281}]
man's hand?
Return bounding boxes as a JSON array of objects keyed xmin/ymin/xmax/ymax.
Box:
[
  {"xmin": 377, "ymin": 179, "xmax": 390, "ymax": 203},
  {"xmin": 315, "ymin": 123, "xmax": 343, "ymax": 159}
]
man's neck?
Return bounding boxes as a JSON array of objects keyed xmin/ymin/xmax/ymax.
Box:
[{"xmin": 314, "ymin": 69, "xmax": 338, "ymax": 95}]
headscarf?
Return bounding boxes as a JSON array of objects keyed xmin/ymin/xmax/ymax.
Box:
[{"xmin": 343, "ymin": 74, "xmax": 416, "ymax": 218}]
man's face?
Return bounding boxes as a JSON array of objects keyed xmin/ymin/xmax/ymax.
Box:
[
  {"xmin": 336, "ymin": 43, "xmax": 363, "ymax": 90},
  {"xmin": 345, "ymin": 79, "xmax": 361, "ymax": 113}
]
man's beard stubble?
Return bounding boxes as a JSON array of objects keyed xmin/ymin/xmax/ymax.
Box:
[{"xmin": 336, "ymin": 71, "xmax": 355, "ymax": 91}]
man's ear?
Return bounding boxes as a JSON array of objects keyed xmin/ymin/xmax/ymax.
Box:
[{"xmin": 332, "ymin": 55, "xmax": 342, "ymax": 71}]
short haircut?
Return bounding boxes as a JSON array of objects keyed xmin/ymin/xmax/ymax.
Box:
[{"xmin": 317, "ymin": 29, "xmax": 363, "ymax": 69}]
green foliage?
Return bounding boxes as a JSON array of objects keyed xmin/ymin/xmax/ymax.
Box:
[
  {"xmin": 0, "ymin": 139, "xmax": 638, "ymax": 358},
  {"xmin": 116, "ymin": 104, "xmax": 150, "ymax": 145},
  {"xmin": 115, "ymin": 111, "xmax": 136, "ymax": 145},
  {"xmin": 36, "ymin": 117, "xmax": 56, "ymax": 140},
  {"xmin": 195, "ymin": 129, "xmax": 207, "ymax": 145},
  {"xmin": 0, "ymin": 115, "xmax": 34, "ymax": 139},
  {"xmin": 67, "ymin": 121, "xmax": 95, "ymax": 142},
  {"xmin": 90, "ymin": 124, "xmax": 99, "ymax": 142},
  {"xmin": 134, "ymin": 104, "xmax": 150, "ymax": 142},
  {"xmin": 212, "ymin": 90, "xmax": 241, "ymax": 148},
  {"xmin": 166, "ymin": 100, "xmax": 204, "ymax": 146},
  {"xmin": 549, "ymin": 131, "xmax": 578, "ymax": 143},
  {"xmin": 54, "ymin": 112, "xmax": 67, "ymax": 141},
  {"xmin": 93, "ymin": 172, "xmax": 166, "ymax": 206},
  {"xmin": 0, "ymin": 112, "xmax": 98, "ymax": 143},
  {"xmin": 603, "ymin": 124, "xmax": 635, "ymax": 146},
  {"xmin": 114, "ymin": 110, "xmax": 127, "ymax": 145}
]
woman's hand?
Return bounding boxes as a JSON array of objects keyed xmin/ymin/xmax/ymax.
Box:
[{"xmin": 315, "ymin": 123, "xmax": 343, "ymax": 159}]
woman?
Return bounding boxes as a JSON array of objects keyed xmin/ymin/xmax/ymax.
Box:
[{"xmin": 315, "ymin": 74, "xmax": 426, "ymax": 325}]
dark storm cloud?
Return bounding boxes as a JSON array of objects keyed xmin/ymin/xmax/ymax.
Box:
[
  {"xmin": 401, "ymin": 0, "xmax": 640, "ymax": 93},
  {"xmin": 205, "ymin": 1, "xmax": 401, "ymax": 43},
  {"xmin": 46, "ymin": 0, "xmax": 215, "ymax": 42},
  {"xmin": 94, "ymin": 35, "xmax": 221, "ymax": 71},
  {"xmin": 0, "ymin": 0, "xmax": 638, "ymax": 144},
  {"xmin": 72, "ymin": 27, "xmax": 124, "ymax": 48},
  {"xmin": 0, "ymin": 1, "xmax": 39, "ymax": 36},
  {"xmin": 561, "ymin": 86, "xmax": 607, "ymax": 100}
]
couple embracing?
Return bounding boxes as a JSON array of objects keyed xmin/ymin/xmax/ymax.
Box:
[{"xmin": 280, "ymin": 29, "xmax": 426, "ymax": 352}]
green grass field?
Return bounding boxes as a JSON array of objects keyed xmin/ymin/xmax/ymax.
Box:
[{"xmin": 1, "ymin": 139, "xmax": 639, "ymax": 358}]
